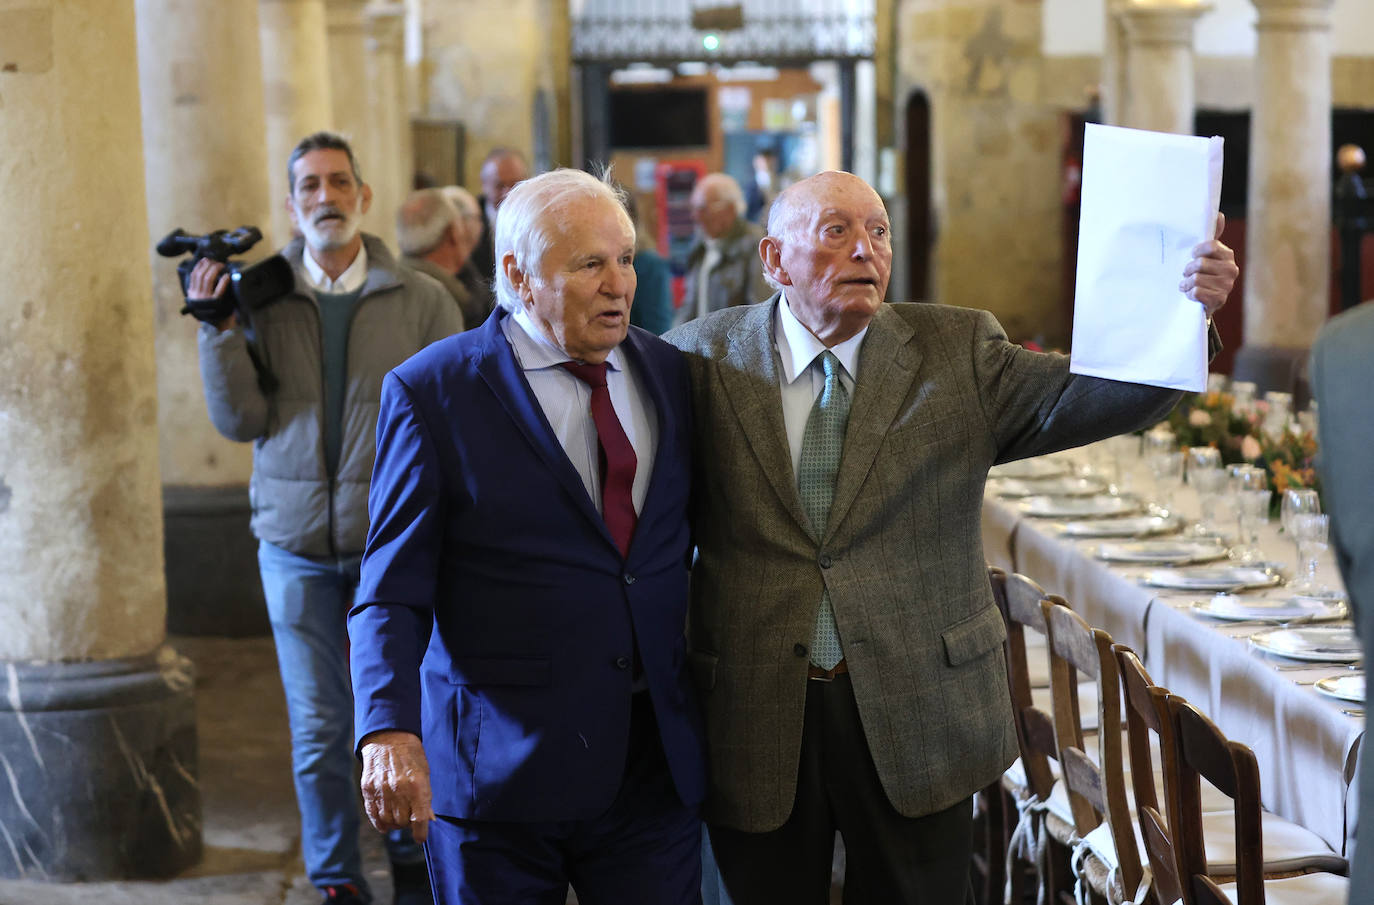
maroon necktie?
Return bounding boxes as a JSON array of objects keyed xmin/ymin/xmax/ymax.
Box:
[{"xmin": 561, "ymin": 361, "xmax": 638, "ymax": 558}]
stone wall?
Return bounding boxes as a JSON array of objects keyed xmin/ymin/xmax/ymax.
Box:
[{"xmin": 898, "ymin": 0, "xmax": 1069, "ymax": 345}]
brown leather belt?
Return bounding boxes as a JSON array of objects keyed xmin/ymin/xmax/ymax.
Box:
[{"xmin": 807, "ymin": 659, "xmax": 848, "ymax": 681}]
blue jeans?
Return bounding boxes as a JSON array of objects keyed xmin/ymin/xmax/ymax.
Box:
[{"xmin": 259, "ymin": 541, "xmax": 423, "ymax": 898}]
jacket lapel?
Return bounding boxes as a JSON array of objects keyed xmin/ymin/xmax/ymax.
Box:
[
  {"xmin": 719, "ymin": 297, "xmax": 812, "ymax": 537},
  {"xmin": 618, "ymin": 328, "xmax": 677, "ymax": 556},
  {"xmin": 473, "ymin": 310, "xmax": 610, "ymax": 543},
  {"xmin": 826, "ymin": 305, "xmax": 920, "ymax": 540}
]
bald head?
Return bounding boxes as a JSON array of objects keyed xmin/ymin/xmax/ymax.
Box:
[
  {"xmin": 759, "ymin": 171, "xmax": 893, "ymax": 346},
  {"xmin": 480, "ymin": 149, "xmax": 530, "ymax": 213},
  {"xmin": 690, "ymin": 173, "xmax": 746, "ymax": 239}
]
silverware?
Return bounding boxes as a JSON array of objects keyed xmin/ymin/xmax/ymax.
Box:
[{"xmin": 1341, "ymin": 708, "xmax": 1365, "ymax": 718}]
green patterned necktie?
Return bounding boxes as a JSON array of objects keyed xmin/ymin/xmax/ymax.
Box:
[{"xmin": 798, "ymin": 350, "xmax": 849, "ymax": 670}]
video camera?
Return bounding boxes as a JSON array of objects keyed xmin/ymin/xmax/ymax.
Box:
[{"xmin": 157, "ymin": 226, "xmax": 294, "ymax": 324}]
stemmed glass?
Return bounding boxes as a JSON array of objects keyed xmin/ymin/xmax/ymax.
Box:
[
  {"xmin": 1289, "ymin": 513, "xmax": 1332, "ymax": 595},
  {"xmin": 1280, "ymin": 488, "xmax": 1321, "ymax": 576},
  {"xmin": 1228, "ymin": 465, "xmax": 1270, "ymax": 563}
]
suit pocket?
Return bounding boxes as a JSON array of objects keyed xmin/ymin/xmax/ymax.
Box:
[
  {"xmin": 941, "ymin": 605, "xmax": 1007, "ymax": 667},
  {"xmin": 688, "ymin": 651, "xmax": 718, "ymax": 691},
  {"xmin": 447, "ymin": 657, "xmax": 551, "ymax": 686}
]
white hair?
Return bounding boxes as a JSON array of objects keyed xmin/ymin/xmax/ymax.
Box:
[
  {"xmin": 396, "ymin": 189, "xmax": 461, "ymax": 257},
  {"xmin": 439, "ymin": 185, "xmax": 483, "ymax": 244},
  {"xmin": 493, "ymin": 168, "xmax": 631, "ymax": 312},
  {"xmin": 696, "ymin": 172, "xmax": 747, "ymax": 217}
]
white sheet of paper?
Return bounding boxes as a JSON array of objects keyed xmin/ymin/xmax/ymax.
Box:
[{"xmin": 1069, "ymin": 123, "xmax": 1224, "ymax": 392}]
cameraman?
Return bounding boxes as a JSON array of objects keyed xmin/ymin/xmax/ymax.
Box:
[{"xmin": 189, "ymin": 132, "xmax": 460, "ymax": 905}]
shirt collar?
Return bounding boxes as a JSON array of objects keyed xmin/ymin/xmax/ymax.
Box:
[
  {"xmin": 774, "ymin": 291, "xmax": 867, "ymax": 386},
  {"xmin": 507, "ymin": 305, "xmax": 625, "ymax": 373},
  {"xmin": 302, "ymin": 242, "xmax": 368, "ymax": 293}
]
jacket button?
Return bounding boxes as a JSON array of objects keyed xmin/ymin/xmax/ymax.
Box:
[
  {"xmin": 624, "ymin": 573, "xmax": 636, "ymax": 585},
  {"xmin": 819, "ymin": 554, "xmax": 833, "ymax": 569},
  {"xmin": 793, "ymin": 643, "xmax": 808, "ymax": 658},
  {"xmin": 615, "ymin": 657, "xmax": 631, "ymax": 670}
]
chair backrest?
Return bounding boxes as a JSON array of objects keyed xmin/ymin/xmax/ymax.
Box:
[
  {"xmin": 991, "ymin": 569, "xmax": 1058, "ymax": 800},
  {"xmin": 1167, "ymin": 696, "xmax": 1265, "ymax": 905},
  {"xmin": 1116, "ymin": 644, "xmax": 1182, "ymax": 905},
  {"xmin": 1042, "ymin": 601, "xmax": 1142, "ymax": 894}
]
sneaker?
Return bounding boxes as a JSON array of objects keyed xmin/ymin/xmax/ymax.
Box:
[
  {"xmin": 320, "ymin": 884, "xmax": 366, "ymax": 905},
  {"xmin": 392, "ymin": 859, "xmax": 435, "ymax": 905}
]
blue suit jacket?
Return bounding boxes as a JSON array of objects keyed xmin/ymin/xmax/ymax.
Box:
[{"xmin": 349, "ymin": 309, "xmax": 706, "ymax": 822}]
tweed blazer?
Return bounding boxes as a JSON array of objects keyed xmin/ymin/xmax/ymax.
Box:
[
  {"xmin": 666, "ymin": 296, "xmax": 1181, "ymax": 831},
  {"xmin": 1310, "ymin": 303, "xmax": 1374, "ymax": 895}
]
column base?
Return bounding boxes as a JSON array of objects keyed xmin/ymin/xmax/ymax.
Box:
[
  {"xmin": 163, "ymin": 484, "xmax": 268, "ymax": 636},
  {"xmin": 0, "ymin": 649, "xmax": 201, "ymax": 880}
]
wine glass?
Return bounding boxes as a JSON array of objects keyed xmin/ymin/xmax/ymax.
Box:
[
  {"xmin": 1143, "ymin": 430, "xmax": 1178, "ymax": 510},
  {"xmin": 1289, "ymin": 513, "xmax": 1331, "ymax": 594},
  {"xmin": 1280, "ymin": 488, "xmax": 1321, "ymax": 575}
]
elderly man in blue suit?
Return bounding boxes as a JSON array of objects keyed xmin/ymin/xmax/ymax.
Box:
[{"xmin": 349, "ymin": 169, "xmax": 707, "ymax": 904}]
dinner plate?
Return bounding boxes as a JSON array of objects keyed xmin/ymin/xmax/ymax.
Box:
[
  {"xmin": 1142, "ymin": 565, "xmax": 1282, "ymax": 591},
  {"xmin": 989, "ymin": 459, "xmax": 1071, "ymax": 480},
  {"xmin": 1315, "ymin": 673, "xmax": 1365, "ymax": 703},
  {"xmin": 1189, "ymin": 594, "xmax": 1349, "ymax": 623},
  {"xmin": 1021, "ymin": 494, "xmax": 1143, "ymax": 519},
  {"xmin": 1059, "ymin": 515, "xmax": 1179, "ymax": 538},
  {"xmin": 995, "ymin": 476, "xmax": 1105, "ymax": 498},
  {"xmin": 1096, "ymin": 539, "xmax": 1229, "ymax": 565},
  {"xmin": 1249, "ymin": 626, "xmax": 1362, "ymax": 662}
]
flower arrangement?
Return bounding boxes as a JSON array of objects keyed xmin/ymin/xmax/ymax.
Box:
[
  {"xmin": 1164, "ymin": 392, "xmax": 1321, "ymax": 504},
  {"xmin": 1165, "ymin": 391, "xmax": 1258, "ymax": 465}
]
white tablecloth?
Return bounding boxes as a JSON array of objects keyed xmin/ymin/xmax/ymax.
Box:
[{"xmin": 983, "ymin": 445, "xmax": 1365, "ymax": 854}]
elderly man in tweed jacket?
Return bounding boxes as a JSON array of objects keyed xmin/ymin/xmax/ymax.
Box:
[{"xmin": 664, "ymin": 170, "xmax": 1238, "ymax": 904}]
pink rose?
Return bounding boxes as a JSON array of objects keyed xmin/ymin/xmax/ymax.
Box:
[
  {"xmin": 1241, "ymin": 435, "xmax": 1262, "ymax": 460},
  {"xmin": 1188, "ymin": 409, "xmax": 1212, "ymax": 427}
]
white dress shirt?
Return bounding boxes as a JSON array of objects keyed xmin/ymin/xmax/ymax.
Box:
[
  {"xmin": 302, "ymin": 243, "xmax": 368, "ymax": 293},
  {"xmin": 773, "ymin": 292, "xmax": 868, "ymax": 480},
  {"xmin": 694, "ymin": 238, "xmax": 723, "ymax": 321},
  {"xmin": 503, "ymin": 307, "xmax": 658, "ymax": 516}
]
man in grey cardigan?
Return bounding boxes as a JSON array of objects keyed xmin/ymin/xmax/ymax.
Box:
[
  {"xmin": 188, "ymin": 132, "xmax": 461, "ymax": 905},
  {"xmin": 665, "ymin": 170, "xmax": 1238, "ymax": 904}
]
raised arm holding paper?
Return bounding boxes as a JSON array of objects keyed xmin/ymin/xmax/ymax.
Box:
[{"xmin": 663, "ymin": 165, "xmax": 1237, "ymax": 904}]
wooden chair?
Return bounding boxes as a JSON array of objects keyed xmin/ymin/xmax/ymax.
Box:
[
  {"xmin": 1115, "ymin": 646, "xmax": 1349, "ymax": 902},
  {"xmin": 1167, "ymin": 696, "xmax": 1349, "ymax": 905},
  {"xmin": 993, "ymin": 569, "xmax": 1072, "ymax": 903},
  {"xmin": 1041, "ymin": 600, "xmax": 1143, "ymax": 905}
]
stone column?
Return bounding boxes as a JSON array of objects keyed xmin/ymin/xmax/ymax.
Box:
[
  {"xmin": 364, "ymin": 2, "xmax": 408, "ymax": 250},
  {"xmin": 1102, "ymin": 0, "xmax": 1129, "ymax": 126},
  {"xmin": 260, "ymin": 0, "xmax": 335, "ymax": 247},
  {"xmin": 1119, "ymin": 1, "xmax": 1210, "ymax": 135},
  {"xmin": 1241, "ymin": 0, "xmax": 1334, "ymax": 367},
  {"xmin": 137, "ymin": 0, "xmax": 275, "ymax": 636},
  {"xmin": 327, "ymin": 0, "xmax": 392, "ymax": 244},
  {"xmin": 0, "ymin": 0, "xmax": 198, "ymax": 879}
]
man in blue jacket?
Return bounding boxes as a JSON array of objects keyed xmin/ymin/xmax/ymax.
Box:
[{"xmin": 349, "ymin": 169, "xmax": 706, "ymax": 904}]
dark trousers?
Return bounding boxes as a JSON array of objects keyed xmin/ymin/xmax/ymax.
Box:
[
  {"xmin": 708, "ymin": 674, "xmax": 973, "ymax": 905},
  {"xmin": 425, "ymin": 692, "xmax": 702, "ymax": 905}
]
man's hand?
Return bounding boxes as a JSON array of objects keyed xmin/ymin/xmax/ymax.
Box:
[
  {"xmin": 186, "ymin": 257, "xmax": 238, "ymax": 331},
  {"xmin": 360, "ymin": 730, "xmax": 435, "ymax": 842},
  {"xmin": 1180, "ymin": 212, "xmax": 1240, "ymax": 318}
]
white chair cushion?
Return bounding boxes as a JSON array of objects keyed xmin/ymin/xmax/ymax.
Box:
[{"xmin": 1212, "ymin": 870, "xmax": 1349, "ymax": 905}]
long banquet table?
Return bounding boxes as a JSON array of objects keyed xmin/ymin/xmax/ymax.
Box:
[{"xmin": 981, "ymin": 444, "xmax": 1365, "ymax": 856}]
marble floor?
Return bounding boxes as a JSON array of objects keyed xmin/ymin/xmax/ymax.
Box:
[{"xmin": 0, "ymin": 636, "xmax": 844, "ymax": 905}]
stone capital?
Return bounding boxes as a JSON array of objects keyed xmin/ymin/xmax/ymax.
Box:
[
  {"xmin": 1250, "ymin": 0, "xmax": 1333, "ymax": 31},
  {"xmin": 1118, "ymin": 1, "xmax": 1212, "ymax": 46},
  {"xmin": 365, "ymin": 2, "xmax": 405, "ymax": 52}
]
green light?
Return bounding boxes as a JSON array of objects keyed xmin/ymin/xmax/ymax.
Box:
[{"xmin": 702, "ymin": 33, "xmax": 720, "ymax": 51}]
